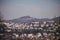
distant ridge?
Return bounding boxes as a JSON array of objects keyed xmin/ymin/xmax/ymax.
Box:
[{"xmin": 6, "ymin": 16, "xmax": 60, "ymax": 24}]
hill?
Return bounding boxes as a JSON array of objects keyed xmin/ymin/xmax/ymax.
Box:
[{"xmin": 6, "ymin": 16, "xmax": 60, "ymax": 24}]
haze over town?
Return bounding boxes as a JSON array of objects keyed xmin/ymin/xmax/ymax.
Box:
[{"xmin": 0, "ymin": 0, "xmax": 60, "ymax": 20}]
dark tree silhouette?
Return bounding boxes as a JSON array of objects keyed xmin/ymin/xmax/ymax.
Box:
[
  {"xmin": 0, "ymin": 12, "xmax": 7, "ymax": 33},
  {"xmin": 0, "ymin": 24, "xmax": 7, "ymax": 33}
]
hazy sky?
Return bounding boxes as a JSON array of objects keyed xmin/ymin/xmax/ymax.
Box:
[{"xmin": 0, "ymin": 0, "xmax": 60, "ymax": 20}]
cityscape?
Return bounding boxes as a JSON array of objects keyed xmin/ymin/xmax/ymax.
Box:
[
  {"xmin": 0, "ymin": 16, "xmax": 60, "ymax": 40},
  {"xmin": 0, "ymin": 0, "xmax": 60, "ymax": 40}
]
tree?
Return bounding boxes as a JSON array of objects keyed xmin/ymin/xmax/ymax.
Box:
[
  {"xmin": 0, "ymin": 12, "xmax": 7, "ymax": 33},
  {"xmin": 0, "ymin": 24, "xmax": 7, "ymax": 33}
]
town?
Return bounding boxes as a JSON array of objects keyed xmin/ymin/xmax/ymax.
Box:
[{"xmin": 1, "ymin": 20, "xmax": 60, "ymax": 40}]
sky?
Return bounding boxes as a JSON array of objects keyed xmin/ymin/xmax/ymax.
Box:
[{"xmin": 0, "ymin": 0, "xmax": 60, "ymax": 20}]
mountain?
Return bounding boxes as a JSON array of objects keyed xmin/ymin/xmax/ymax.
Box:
[
  {"xmin": 6, "ymin": 16, "xmax": 60, "ymax": 24},
  {"xmin": 7, "ymin": 16, "xmax": 41, "ymax": 23},
  {"xmin": 52, "ymin": 16, "xmax": 60, "ymax": 23},
  {"xmin": 52, "ymin": 16, "xmax": 60, "ymax": 20}
]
